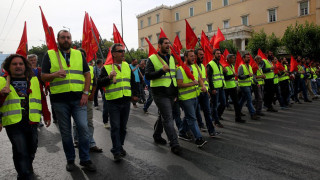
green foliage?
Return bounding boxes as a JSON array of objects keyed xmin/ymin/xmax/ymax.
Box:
[
  {"xmin": 282, "ymin": 22, "xmax": 320, "ymax": 60},
  {"xmin": 220, "ymin": 40, "xmax": 238, "ymax": 54},
  {"xmin": 28, "ymin": 44, "xmax": 48, "ymax": 66},
  {"xmin": 125, "ymin": 48, "xmax": 148, "ymax": 63},
  {"xmin": 247, "ymin": 29, "xmax": 281, "ymax": 56}
]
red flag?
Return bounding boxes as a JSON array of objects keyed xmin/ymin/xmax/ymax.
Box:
[
  {"xmin": 258, "ymin": 49, "xmax": 267, "ymax": 60},
  {"xmin": 82, "ymin": 12, "xmax": 94, "ymax": 62},
  {"xmin": 235, "ymin": 51, "xmax": 244, "ymax": 74},
  {"xmin": 90, "ymin": 17, "xmax": 100, "ymax": 58},
  {"xmin": 16, "ymin": 21, "xmax": 28, "ymax": 58},
  {"xmin": 223, "ymin": 49, "xmax": 230, "ymax": 58},
  {"xmin": 170, "ymin": 46, "xmax": 195, "ymax": 80},
  {"xmin": 104, "ymin": 48, "xmax": 113, "ymax": 65},
  {"xmin": 185, "ymin": 19, "xmax": 198, "ymax": 49},
  {"xmin": 159, "ymin": 28, "xmax": 168, "ymax": 39},
  {"xmin": 113, "ymin": 23, "xmax": 125, "ymax": 46},
  {"xmin": 290, "ymin": 56, "xmax": 298, "ymax": 72},
  {"xmin": 173, "ymin": 35, "xmax": 183, "ymax": 53},
  {"xmin": 249, "ymin": 54, "xmax": 259, "ymax": 74},
  {"xmin": 213, "ymin": 28, "xmax": 225, "ymax": 49},
  {"xmin": 39, "ymin": 6, "xmax": 58, "ymax": 51},
  {"xmin": 145, "ymin": 37, "xmax": 157, "ymax": 57},
  {"xmin": 200, "ymin": 31, "xmax": 213, "ymax": 67},
  {"xmin": 276, "ymin": 61, "xmax": 285, "ymax": 72},
  {"xmin": 209, "ymin": 34, "xmax": 216, "ymax": 46},
  {"xmin": 220, "ymin": 55, "xmax": 229, "ymax": 68}
]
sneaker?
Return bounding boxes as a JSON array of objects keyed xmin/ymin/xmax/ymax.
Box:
[
  {"xmin": 113, "ymin": 154, "xmax": 123, "ymax": 162},
  {"xmin": 66, "ymin": 160, "xmax": 76, "ymax": 172},
  {"xmin": 38, "ymin": 121, "xmax": 44, "ymax": 127},
  {"xmin": 143, "ymin": 109, "xmax": 149, "ymax": 114},
  {"xmin": 209, "ymin": 132, "xmax": 222, "ymax": 137},
  {"xmin": 280, "ymin": 106, "xmax": 288, "ymax": 110},
  {"xmin": 195, "ymin": 138, "xmax": 207, "ymax": 148},
  {"xmin": 104, "ymin": 123, "xmax": 110, "ymax": 129},
  {"xmin": 80, "ymin": 160, "xmax": 97, "ymax": 172},
  {"xmin": 200, "ymin": 126, "xmax": 207, "ymax": 132},
  {"xmin": 153, "ymin": 137, "xmax": 167, "ymax": 145},
  {"xmin": 256, "ymin": 112, "xmax": 265, "ymax": 116},
  {"xmin": 94, "ymin": 106, "xmax": 99, "ymax": 110},
  {"xmin": 133, "ymin": 104, "xmax": 138, "ymax": 108},
  {"xmin": 267, "ymin": 108, "xmax": 278, "ymax": 112},
  {"xmin": 171, "ymin": 145, "xmax": 182, "ymax": 155},
  {"xmin": 90, "ymin": 146, "xmax": 103, "ymax": 153},
  {"xmin": 251, "ymin": 114, "xmax": 260, "ymax": 120},
  {"xmin": 214, "ymin": 121, "xmax": 224, "ymax": 128},
  {"xmin": 178, "ymin": 134, "xmax": 192, "ymax": 141},
  {"xmin": 120, "ymin": 149, "xmax": 127, "ymax": 157},
  {"xmin": 235, "ymin": 118, "xmax": 246, "ymax": 123}
]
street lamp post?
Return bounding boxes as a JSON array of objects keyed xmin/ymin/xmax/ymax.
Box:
[
  {"xmin": 63, "ymin": 26, "xmax": 70, "ymax": 33},
  {"xmin": 120, "ymin": 0, "xmax": 123, "ymax": 40}
]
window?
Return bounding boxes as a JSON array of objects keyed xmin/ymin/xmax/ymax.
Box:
[
  {"xmin": 140, "ymin": 20, "xmax": 143, "ymax": 29},
  {"xmin": 223, "ymin": 0, "xmax": 228, "ymax": 6},
  {"xmin": 223, "ymin": 20, "xmax": 229, "ymax": 29},
  {"xmin": 300, "ymin": 1, "xmax": 309, "ymax": 16},
  {"xmin": 148, "ymin": 17, "xmax": 151, "ymax": 26},
  {"xmin": 176, "ymin": 31, "xmax": 180, "ymax": 39},
  {"xmin": 140, "ymin": 38, "xmax": 144, "ymax": 47},
  {"xmin": 207, "ymin": 24, "xmax": 213, "ymax": 32},
  {"xmin": 189, "ymin": 7, "xmax": 194, "ymax": 17},
  {"xmin": 268, "ymin": 9, "xmax": 276, "ymax": 22},
  {"xmin": 156, "ymin": 14, "xmax": 160, "ymax": 23},
  {"xmin": 207, "ymin": 1, "xmax": 212, "ymax": 11},
  {"xmin": 148, "ymin": 35, "xmax": 152, "ymax": 43},
  {"xmin": 175, "ymin": 12, "xmax": 180, "ymax": 21},
  {"xmin": 242, "ymin": 15, "xmax": 248, "ymax": 26},
  {"xmin": 156, "ymin": 33, "xmax": 160, "ymax": 41}
]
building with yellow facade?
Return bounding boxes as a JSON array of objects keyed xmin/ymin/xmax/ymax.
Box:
[{"xmin": 137, "ymin": 0, "xmax": 319, "ymax": 51}]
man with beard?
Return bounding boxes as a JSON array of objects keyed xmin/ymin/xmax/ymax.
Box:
[
  {"xmin": 221, "ymin": 54, "xmax": 246, "ymax": 123},
  {"xmin": 145, "ymin": 37, "xmax": 181, "ymax": 155},
  {"xmin": 207, "ymin": 49, "xmax": 226, "ymax": 128},
  {"xmin": 177, "ymin": 50, "xmax": 207, "ymax": 147},
  {"xmin": 41, "ymin": 30, "xmax": 96, "ymax": 172}
]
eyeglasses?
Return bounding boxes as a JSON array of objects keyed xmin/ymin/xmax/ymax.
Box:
[{"xmin": 115, "ymin": 50, "xmax": 125, "ymax": 53}]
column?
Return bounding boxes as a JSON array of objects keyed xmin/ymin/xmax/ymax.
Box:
[{"xmin": 241, "ymin": 38, "xmax": 246, "ymax": 51}]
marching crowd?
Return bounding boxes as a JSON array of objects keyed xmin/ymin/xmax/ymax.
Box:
[{"xmin": 0, "ymin": 31, "xmax": 319, "ymax": 180}]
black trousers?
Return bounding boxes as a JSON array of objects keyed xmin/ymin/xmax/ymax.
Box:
[
  {"xmin": 264, "ymin": 79, "xmax": 275, "ymax": 108},
  {"xmin": 279, "ymin": 80, "xmax": 289, "ymax": 106},
  {"xmin": 222, "ymin": 87, "xmax": 242, "ymax": 119}
]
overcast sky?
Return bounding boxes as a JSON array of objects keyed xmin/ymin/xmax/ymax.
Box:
[{"xmin": 0, "ymin": 0, "xmax": 183, "ymax": 54}]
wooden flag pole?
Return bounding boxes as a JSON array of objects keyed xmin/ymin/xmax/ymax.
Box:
[
  {"xmin": 5, "ymin": 75, "xmax": 10, "ymax": 88},
  {"xmin": 55, "ymin": 51, "xmax": 64, "ymax": 70}
]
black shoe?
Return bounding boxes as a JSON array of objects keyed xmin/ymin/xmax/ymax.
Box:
[
  {"xmin": 53, "ymin": 119, "xmax": 57, "ymax": 123},
  {"xmin": 154, "ymin": 137, "xmax": 167, "ymax": 145},
  {"xmin": 214, "ymin": 121, "xmax": 224, "ymax": 128},
  {"xmin": 113, "ymin": 154, "xmax": 123, "ymax": 162},
  {"xmin": 240, "ymin": 112, "xmax": 246, "ymax": 116},
  {"xmin": 80, "ymin": 160, "xmax": 96, "ymax": 172},
  {"xmin": 178, "ymin": 134, "xmax": 192, "ymax": 141},
  {"xmin": 304, "ymin": 99, "xmax": 312, "ymax": 102},
  {"xmin": 195, "ymin": 138, "xmax": 207, "ymax": 148},
  {"xmin": 74, "ymin": 142, "xmax": 78, "ymax": 148},
  {"xmin": 256, "ymin": 112, "xmax": 265, "ymax": 116},
  {"xmin": 235, "ymin": 118, "xmax": 246, "ymax": 123},
  {"xmin": 120, "ymin": 149, "xmax": 127, "ymax": 157},
  {"xmin": 219, "ymin": 116, "xmax": 224, "ymax": 120},
  {"xmin": 66, "ymin": 160, "xmax": 76, "ymax": 172},
  {"xmin": 209, "ymin": 132, "xmax": 222, "ymax": 137},
  {"xmin": 90, "ymin": 146, "xmax": 103, "ymax": 153},
  {"xmin": 30, "ymin": 164, "xmax": 34, "ymax": 174},
  {"xmin": 171, "ymin": 145, "xmax": 182, "ymax": 155},
  {"xmin": 267, "ymin": 108, "xmax": 278, "ymax": 112},
  {"xmin": 251, "ymin": 114, "xmax": 260, "ymax": 120}
]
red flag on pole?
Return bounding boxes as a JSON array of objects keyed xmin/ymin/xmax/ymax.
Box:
[
  {"xmin": 90, "ymin": 17, "xmax": 100, "ymax": 58},
  {"xmin": 39, "ymin": 6, "xmax": 58, "ymax": 51},
  {"xmin": 223, "ymin": 49, "xmax": 230, "ymax": 58},
  {"xmin": 159, "ymin": 28, "xmax": 168, "ymax": 39},
  {"xmin": 258, "ymin": 49, "xmax": 267, "ymax": 60},
  {"xmin": 249, "ymin": 54, "xmax": 259, "ymax": 74},
  {"xmin": 200, "ymin": 31, "xmax": 213, "ymax": 67},
  {"xmin": 290, "ymin": 56, "xmax": 298, "ymax": 72},
  {"xmin": 82, "ymin": 12, "xmax": 94, "ymax": 62},
  {"xmin": 113, "ymin": 23, "xmax": 125, "ymax": 46},
  {"xmin": 104, "ymin": 48, "xmax": 113, "ymax": 65},
  {"xmin": 170, "ymin": 46, "xmax": 195, "ymax": 80},
  {"xmin": 276, "ymin": 61, "xmax": 285, "ymax": 72},
  {"xmin": 209, "ymin": 34, "xmax": 216, "ymax": 47},
  {"xmin": 213, "ymin": 28, "xmax": 225, "ymax": 49},
  {"xmin": 16, "ymin": 21, "xmax": 28, "ymax": 58},
  {"xmin": 145, "ymin": 37, "xmax": 157, "ymax": 57},
  {"xmin": 220, "ymin": 54, "xmax": 229, "ymax": 67},
  {"xmin": 185, "ymin": 19, "xmax": 198, "ymax": 49},
  {"xmin": 235, "ymin": 51, "xmax": 244, "ymax": 74},
  {"xmin": 173, "ymin": 35, "xmax": 183, "ymax": 53}
]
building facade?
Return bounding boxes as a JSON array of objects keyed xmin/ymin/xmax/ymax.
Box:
[{"xmin": 137, "ymin": 0, "xmax": 319, "ymax": 51}]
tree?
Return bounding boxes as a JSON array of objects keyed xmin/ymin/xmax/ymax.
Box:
[
  {"xmin": 220, "ymin": 40, "xmax": 238, "ymax": 54},
  {"xmin": 124, "ymin": 48, "xmax": 148, "ymax": 63},
  {"xmin": 282, "ymin": 22, "xmax": 320, "ymax": 60},
  {"xmin": 247, "ymin": 29, "xmax": 281, "ymax": 56}
]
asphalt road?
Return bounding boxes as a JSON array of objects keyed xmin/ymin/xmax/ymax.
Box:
[{"xmin": 0, "ymin": 96, "xmax": 320, "ymax": 180}]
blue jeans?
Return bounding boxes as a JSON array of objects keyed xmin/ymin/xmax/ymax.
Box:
[
  {"xmin": 143, "ymin": 87, "xmax": 153, "ymax": 112},
  {"xmin": 311, "ymin": 80, "xmax": 318, "ymax": 95},
  {"xmin": 196, "ymin": 103, "xmax": 205, "ymax": 128},
  {"xmin": 52, "ymin": 100, "xmax": 90, "ymax": 162},
  {"xmin": 239, "ymin": 86, "xmax": 255, "ymax": 115},
  {"xmin": 102, "ymin": 93, "xmax": 109, "ymax": 124},
  {"xmin": 198, "ymin": 93, "xmax": 215, "ymax": 134},
  {"xmin": 179, "ymin": 98, "xmax": 202, "ymax": 139},
  {"xmin": 6, "ymin": 124, "xmax": 38, "ymax": 180},
  {"xmin": 172, "ymin": 100, "xmax": 182, "ymax": 130},
  {"xmin": 107, "ymin": 101, "xmax": 131, "ymax": 155},
  {"xmin": 210, "ymin": 88, "xmax": 226, "ymax": 122}
]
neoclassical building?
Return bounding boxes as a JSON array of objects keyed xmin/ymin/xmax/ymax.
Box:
[{"xmin": 137, "ymin": 0, "xmax": 319, "ymax": 51}]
